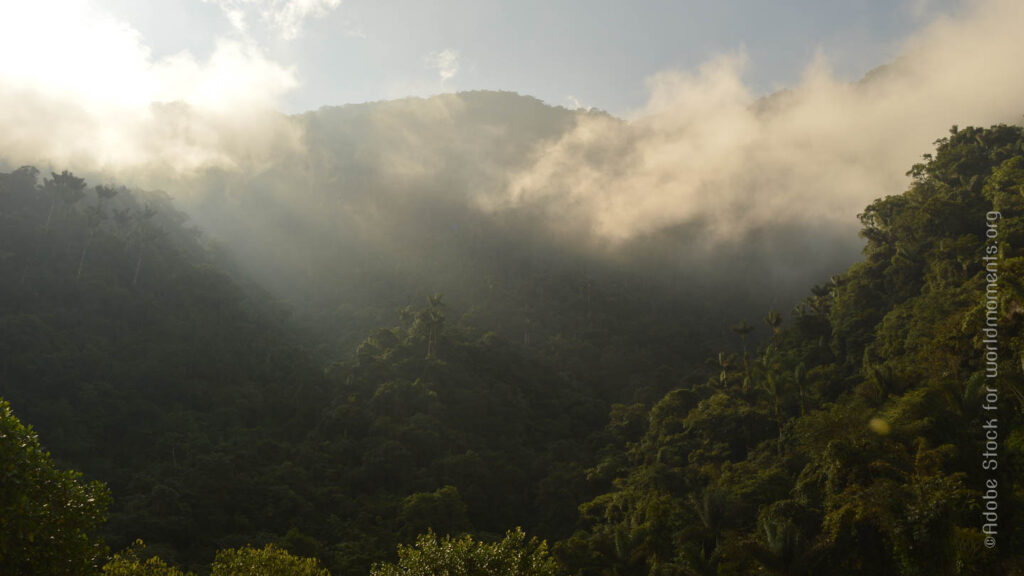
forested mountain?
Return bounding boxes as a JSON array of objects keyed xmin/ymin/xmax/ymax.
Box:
[
  {"xmin": 0, "ymin": 167, "xmax": 330, "ymax": 567},
  {"xmin": 555, "ymin": 125, "xmax": 1024, "ymax": 575},
  {"xmin": 184, "ymin": 91, "xmax": 860, "ymax": 357},
  {"xmin": 0, "ymin": 158, "xmax": 702, "ymax": 572},
  {"xmin": 2, "ymin": 121, "xmax": 1023, "ymax": 575}
]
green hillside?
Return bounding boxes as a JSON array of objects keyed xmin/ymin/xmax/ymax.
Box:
[{"xmin": 1, "ymin": 123, "xmax": 1022, "ymax": 575}]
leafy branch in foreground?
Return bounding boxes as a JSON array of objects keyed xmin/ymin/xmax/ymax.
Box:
[
  {"xmin": 371, "ymin": 528, "xmax": 558, "ymax": 576},
  {"xmin": 0, "ymin": 398, "xmax": 111, "ymax": 576}
]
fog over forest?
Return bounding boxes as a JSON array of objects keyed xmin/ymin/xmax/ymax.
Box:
[
  {"xmin": 2, "ymin": 1, "xmax": 1023, "ymax": 325},
  {"xmin": 2, "ymin": 0, "xmax": 1024, "ymax": 575}
]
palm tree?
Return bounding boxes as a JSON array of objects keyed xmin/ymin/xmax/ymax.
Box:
[
  {"xmin": 806, "ymin": 284, "xmax": 831, "ymax": 318},
  {"xmin": 759, "ymin": 345, "xmax": 787, "ymax": 453},
  {"xmin": 420, "ymin": 294, "xmax": 445, "ymax": 359},
  {"xmin": 129, "ymin": 205, "xmax": 162, "ymax": 287},
  {"xmin": 76, "ymin": 205, "xmax": 105, "ymax": 279},
  {"xmin": 710, "ymin": 352, "xmax": 732, "ymax": 388},
  {"xmin": 681, "ymin": 488, "xmax": 725, "ymax": 575},
  {"xmin": 731, "ymin": 320, "xmax": 755, "ymax": 382},
  {"xmin": 42, "ymin": 171, "xmax": 86, "ymax": 232},
  {"xmin": 793, "ymin": 363, "xmax": 807, "ymax": 417},
  {"xmin": 76, "ymin": 186, "xmax": 118, "ymax": 280},
  {"xmin": 731, "ymin": 320, "xmax": 754, "ymax": 354},
  {"xmin": 828, "ymin": 275, "xmax": 844, "ymax": 301},
  {"xmin": 746, "ymin": 503, "xmax": 822, "ymax": 576}
]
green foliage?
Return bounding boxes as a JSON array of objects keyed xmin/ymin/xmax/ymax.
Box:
[
  {"xmin": 0, "ymin": 160, "xmax": 719, "ymax": 573},
  {"xmin": 4, "ymin": 122, "xmax": 1024, "ymax": 575},
  {"xmin": 398, "ymin": 485, "xmax": 472, "ymax": 541},
  {"xmin": 104, "ymin": 541, "xmax": 328, "ymax": 576},
  {"xmin": 0, "ymin": 398, "xmax": 110, "ymax": 575},
  {"xmin": 0, "ymin": 167, "xmax": 331, "ymax": 570},
  {"xmin": 103, "ymin": 540, "xmax": 193, "ymax": 576},
  {"xmin": 562, "ymin": 124, "xmax": 1024, "ymax": 575},
  {"xmin": 210, "ymin": 544, "xmax": 330, "ymax": 576},
  {"xmin": 371, "ymin": 529, "xmax": 558, "ymax": 576}
]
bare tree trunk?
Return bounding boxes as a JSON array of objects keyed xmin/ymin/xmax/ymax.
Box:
[
  {"xmin": 76, "ymin": 229, "xmax": 94, "ymax": 280},
  {"xmin": 426, "ymin": 324, "xmax": 437, "ymax": 359},
  {"xmin": 775, "ymin": 401, "xmax": 785, "ymax": 457},
  {"xmin": 44, "ymin": 195, "xmax": 56, "ymax": 232},
  {"xmin": 133, "ymin": 244, "xmax": 144, "ymax": 286}
]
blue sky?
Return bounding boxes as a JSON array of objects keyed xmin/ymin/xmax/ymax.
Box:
[{"xmin": 93, "ymin": 0, "xmax": 957, "ymax": 114}]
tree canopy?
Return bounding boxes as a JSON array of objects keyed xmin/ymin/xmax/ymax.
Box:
[
  {"xmin": 0, "ymin": 123, "xmax": 1022, "ymax": 575},
  {"xmin": 0, "ymin": 399, "xmax": 110, "ymax": 575}
]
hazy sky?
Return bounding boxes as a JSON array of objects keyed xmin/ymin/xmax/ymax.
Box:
[
  {"xmin": 88, "ymin": 0, "xmax": 955, "ymax": 114},
  {"xmin": 2, "ymin": 0, "xmax": 1020, "ymax": 244},
  {"xmin": 2, "ymin": 0, "xmax": 1021, "ymax": 309}
]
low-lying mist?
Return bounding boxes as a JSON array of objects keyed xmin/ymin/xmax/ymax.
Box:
[{"xmin": 2, "ymin": 0, "xmax": 1022, "ymax": 346}]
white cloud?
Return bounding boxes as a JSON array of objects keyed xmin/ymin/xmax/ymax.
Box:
[
  {"xmin": 203, "ymin": 0, "xmax": 256, "ymax": 33},
  {"xmin": 492, "ymin": 0, "xmax": 1024, "ymax": 246},
  {"xmin": 0, "ymin": 0, "xmax": 302, "ymax": 179},
  {"xmin": 263, "ymin": 0, "xmax": 342, "ymax": 40},
  {"xmin": 204, "ymin": 0, "xmax": 342, "ymax": 40},
  {"xmin": 427, "ymin": 49, "xmax": 461, "ymax": 82}
]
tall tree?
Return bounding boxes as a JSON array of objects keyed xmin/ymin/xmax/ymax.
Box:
[
  {"xmin": 42, "ymin": 170, "xmax": 86, "ymax": 232},
  {"xmin": 0, "ymin": 399, "xmax": 110, "ymax": 575}
]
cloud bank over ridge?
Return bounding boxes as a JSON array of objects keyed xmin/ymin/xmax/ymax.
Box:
[
  {"xmin": 491, "ymin": 0, "xmax": 1024, "ymax": 245},
  {"xmin": 0, "ymin": 0, "xmax": 1021, "ymax": 261}
]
